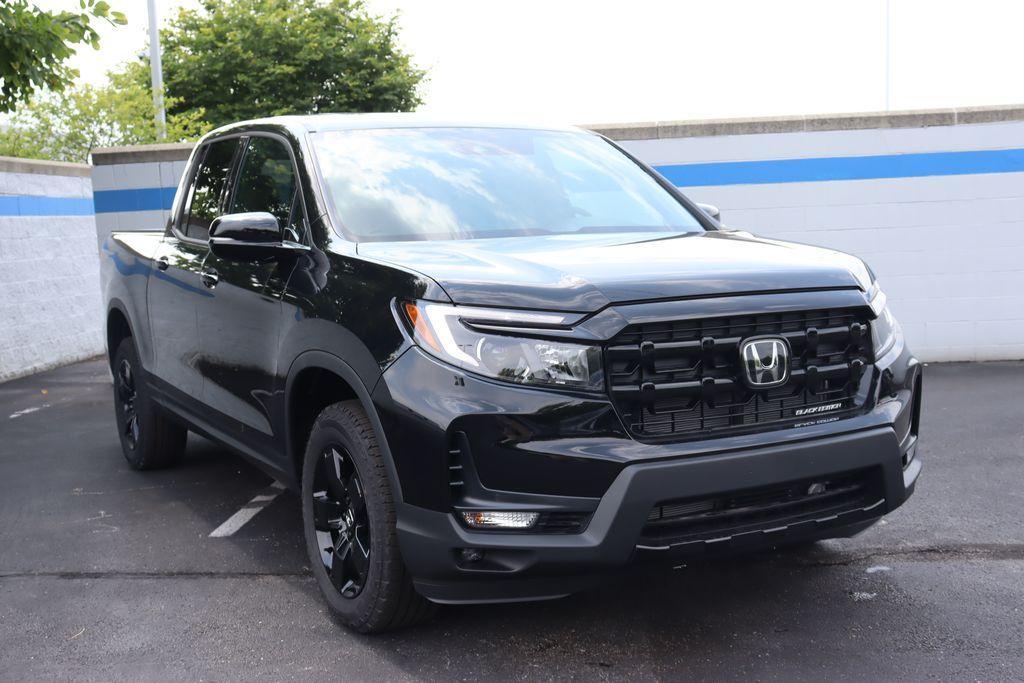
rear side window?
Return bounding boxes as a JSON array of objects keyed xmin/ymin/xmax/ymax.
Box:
[
  {"xmin": 229, "ymin": 137, "xmax": 297, "ymax": 231},
  {"xmin": 183, "ymin": 139, "xmax": 237, "ymax": 241}
]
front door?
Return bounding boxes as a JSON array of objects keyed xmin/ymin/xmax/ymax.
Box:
[
  {"xmin": 196, "ymin": 135, "xmax": 302, "ymax": 450},
  {"xmin": 147, "ymin": 138, "xmax": 239, "ymax": 401}
]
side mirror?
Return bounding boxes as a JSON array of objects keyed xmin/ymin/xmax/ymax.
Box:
[
  {"xmin": 696, "ymin": 203, "xmax": 721, "ymax": 222},
  {"xmin": 209, "ymin": 212, "xmax": 308, "ymax": 261}
]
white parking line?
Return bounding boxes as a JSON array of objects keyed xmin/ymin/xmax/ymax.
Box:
[
  {"xmin": 8, "ymin": 404, "xmax": 50, "ymax": 419},
  {"xmin": 209, "ymin": 481, "xmax": 287, "ymax": 538}
]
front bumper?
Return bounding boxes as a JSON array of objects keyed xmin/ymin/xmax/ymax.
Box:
[
  {"xmin": 375, "ymin": 333, "xmax": 921, "ymax": 604},
  {"xmin": 397, "ymin": 424, "xmax": 920, "ymax": 604}
]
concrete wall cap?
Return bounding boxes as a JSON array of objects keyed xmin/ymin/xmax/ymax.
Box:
[
  {"xmin": 584, "ymin": 104, "xmax": 1024, "ymax": 140},
  {"xmin": 74, "ymin": 103, "xmax": 1024, "ymax": 158},
  {"xmin": 0, "ymin": 155, "xmax": 92, "ymax": 177},
  {"xmin": 954, "ymin": 103, "xmax": 1024, "ymax": 125},
  {"xmin": 90, "ymin": 143, "xmax": 195, "ymax": 166}
]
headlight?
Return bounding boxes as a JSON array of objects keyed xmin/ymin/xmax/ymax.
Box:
[
  {"xmin": 868, "ymin": 287, "xmax": 901, "ymax": 357},
  {"xmin": 402, "ymin": 301, "xmax": 604, "ymax": 391}
]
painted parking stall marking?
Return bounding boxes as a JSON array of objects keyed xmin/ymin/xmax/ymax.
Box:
[
  {"xmin": 209, "ymin": 481, "xmax": 287, "ymax": 538},
  {"xmin": 8, "ymin": 404, "xmax": 50, "ymax": 419}
]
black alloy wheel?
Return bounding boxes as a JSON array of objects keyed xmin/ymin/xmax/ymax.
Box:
[
  {"xmin": 313, "ymin": 445, "xmax": 371, "ymax": 599},
  {"xmin": 300, "ymin": 400, "xmax": 435, "ymax": 632},
  {"xmin": 116, "ymin": 358, "xmax": 140, "ymax": 450},
  {"xmin": 110, "ymin": 337, "xmax": 186, "ymax": 470}
]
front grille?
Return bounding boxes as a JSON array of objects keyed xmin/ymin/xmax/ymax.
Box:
[
  {"xmin": 607, "ymin": 308, "xmax": 874, "ymax": 440},
  {"xmin": 640, "ymin": 468, "xmax": 883, "ymax": 548}
]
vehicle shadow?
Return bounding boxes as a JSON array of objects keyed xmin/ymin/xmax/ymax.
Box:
[
  {"xmin": 167, "ymin": 439, "xmax": 884, "ymax": 679},
  {"xmin": 351, "ymin": 544, "xmax": 877, "ymax": 679}
]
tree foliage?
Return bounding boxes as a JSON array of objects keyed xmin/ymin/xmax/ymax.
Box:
[
  {"xmin": 0, "ymin": 0, "xmax": 127, "ymax": 113},
  {"xmin": 0, "ymin": 63, "xmax": 208, "ymax": 163},
  {"xmin": 156, "ymin": 0, "xmax": 425, "ymax": 128}
]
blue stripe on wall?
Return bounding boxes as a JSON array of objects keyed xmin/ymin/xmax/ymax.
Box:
[
  {"xmin": 90, "ymin": 147, "xmax": 1024, "ymax": 214},
  {"xmin": 0, "ymin": 195, "xmax": 94, "ymax": 216},
  {"xmin": 93, "ymin": 187, "xmax": 176, "ymax": 213},
  {"xmin": 7, "ymin": 146, "xmax": 1024, "ymax": 218},
  {"xmin": 653, "ymin": 147, "xmax": 1024, "ymax": 187}
]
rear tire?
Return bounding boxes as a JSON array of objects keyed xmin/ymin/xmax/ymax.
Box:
[
  {"xmin": 112, "ymin": 338, "xmax": 187, "ymax": 470},
  {"xmin": 300, "ymin": 400, "xmax": 435, "ymax": 633}
]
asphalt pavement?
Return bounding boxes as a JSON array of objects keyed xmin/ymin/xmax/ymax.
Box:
[{"xmin": 1, "ymin": 358, "xmax": 1022, "ymax": 681}]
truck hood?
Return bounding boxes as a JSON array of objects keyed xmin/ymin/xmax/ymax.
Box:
[{"xmin": 357, "ymin": 230, "xmax": 872, "ymax": 312}]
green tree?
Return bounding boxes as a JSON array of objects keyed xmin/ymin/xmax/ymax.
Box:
[
  {"xmin": 0, "ymin": 63, "xmax": 208, "ymax": 163},
  {"xmin": 0, "ymin": 0, "xmax": 127, "ymax": 112},
  {"xmin": 155, "ymin": 0, "xmax": 425, "ymax": 129}
]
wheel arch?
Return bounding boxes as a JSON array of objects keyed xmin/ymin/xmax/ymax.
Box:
[
  {"xmin": 285, "ymin": 350, "xmax": 404, "ymax": 503},
  {"xmin": 106, "ymin": 300, "xmax": 135, "ymax": 371}
]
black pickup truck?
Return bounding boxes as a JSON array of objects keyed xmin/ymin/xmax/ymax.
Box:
[{"xmin": 101, "ymin": 115, "xmax": 922, "ymax": 633}]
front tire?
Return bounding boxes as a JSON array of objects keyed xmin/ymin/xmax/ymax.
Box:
[
  {"xmin": 112, "ymin": 338, "xmax": 187, "ymax": 470},
  {"xmin": 300, "ymin": 401, "xmax": 435, "ymax": 633}
]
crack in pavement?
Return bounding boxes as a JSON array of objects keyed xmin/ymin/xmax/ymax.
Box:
[
  {"xmin": 2, "ymin": 544, "xmax": 1022, "ymax": 581},
  {"xmin": 0, "ymin": 570, "xmax": 311, "ymax": 580},
  {"xmin": 794, "ymin": 543, "xmax": 1024, "ymax": 565}
]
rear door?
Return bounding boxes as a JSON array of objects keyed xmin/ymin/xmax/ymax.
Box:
[
  {"xmin": 196, "ymin": 134, "xmax": 304, "ymax": 449},
  {"xmin": 147, "ymin": 138, "xmax": 240, "ymax": 400}
]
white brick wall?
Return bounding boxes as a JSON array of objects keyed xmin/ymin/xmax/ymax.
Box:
[
  {"xmin": 4, "ymin": 110, "xmax": 1019, "ymax": 383},
  {"xmin": 92, "ymin": 157, "xmax": 188, "ymax": 248},
  {"xmin": 0, "ymin": 163, "xmax": 103, "ymax": 381},
  {"xmin": 619, "ymin": 121, "xmax": 1024, "ymax": 362}
]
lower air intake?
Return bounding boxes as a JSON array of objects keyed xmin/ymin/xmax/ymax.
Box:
[{"xmin": 639, "ymin": 468, "xmax": 884, "ymax": 548}]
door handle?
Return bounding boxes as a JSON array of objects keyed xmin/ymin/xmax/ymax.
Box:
[
  {"xmin": 200, "ymin": 268, "xmax": 219, "ymax": 289},
  {"xmin": 155, "ymin": 256, "xmax": 170, "ymax": 271}
]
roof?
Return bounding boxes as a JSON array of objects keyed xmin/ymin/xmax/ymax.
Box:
[{"xmin": 205, "ymin": 112, "xmax": 589, "ymax": 138}]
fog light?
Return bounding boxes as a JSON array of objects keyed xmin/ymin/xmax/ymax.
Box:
[
  {"xmin": 460, "ymin": 548, "xmax": 485, "ymax": 563},
  {"xmin": 461, "ymin": 511, "xmax": 539, "ymax": 530}
]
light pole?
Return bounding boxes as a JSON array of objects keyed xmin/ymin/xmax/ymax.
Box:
[
  {"xmin": 147, "ymin": 0, "xmax": 167, "ymax": 140},
  {"xmin": 884, "ymin": 0, "xmax": 892, "ymax": 111}
]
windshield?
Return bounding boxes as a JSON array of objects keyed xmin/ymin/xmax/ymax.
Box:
[{"xmin": 313, "ymin": 127, "xmax": 703, "ymax": 242}]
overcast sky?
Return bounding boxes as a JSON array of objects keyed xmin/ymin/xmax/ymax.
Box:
[{"xmin": 39, "ymin": 0, "xmax": 1024, "ymax": 124}]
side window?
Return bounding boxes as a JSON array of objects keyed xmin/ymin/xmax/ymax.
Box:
[
  {"xmin": 229, "ymin": 137, "xmax": 298, "ymax": 232},
  {"xmin": 183, "ymin": 139, "xmax": 237, "ymax": 241}
]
